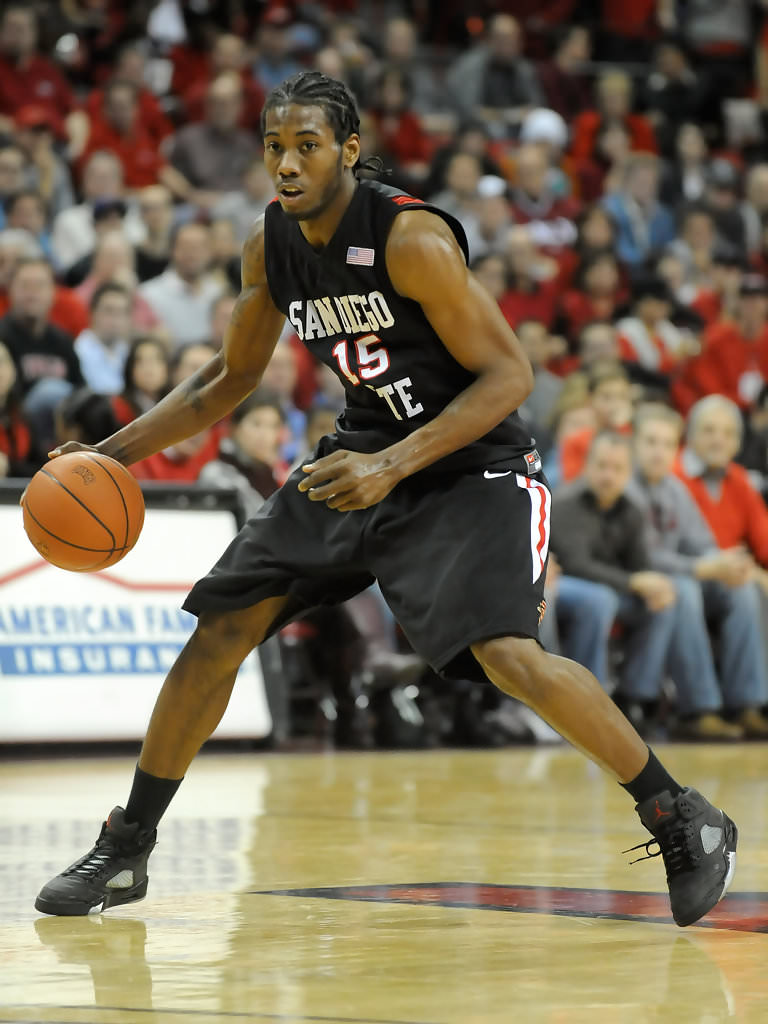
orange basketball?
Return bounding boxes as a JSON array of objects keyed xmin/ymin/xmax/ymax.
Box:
[{"xmin": 22, "ymin": 452, "xmax": 145, "ymax": 572}]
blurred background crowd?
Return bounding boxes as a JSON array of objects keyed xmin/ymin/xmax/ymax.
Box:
[{"xmin": 6, "ymin": 0, "xmax": 768, "ymax": 749}]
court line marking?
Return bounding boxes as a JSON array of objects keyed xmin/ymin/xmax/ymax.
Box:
[
  {"xmin": 253, "ymin": 881, "xmax": 768, "ymax": 934},
  {"xmin": 0, "ymin": 1008, "xmax": 440, "ymax": 1024}
]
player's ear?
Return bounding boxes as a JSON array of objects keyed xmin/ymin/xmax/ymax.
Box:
[{"xmin": 343, "ymin": 133, "xmax": 360, "ymax": 170}]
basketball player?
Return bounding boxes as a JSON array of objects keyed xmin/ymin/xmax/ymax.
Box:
[{"xmin": 36, "ymin": 73, "xmax": 736, "ymax": 927}]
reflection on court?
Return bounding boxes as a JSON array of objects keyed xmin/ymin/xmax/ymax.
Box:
[{"xmin": 2, "ymin": 746, "xmax": 768, "ymax": 1023}]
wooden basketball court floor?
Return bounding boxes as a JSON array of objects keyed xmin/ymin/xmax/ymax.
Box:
[{"xmin": 2, "ymin": 745, "xmax": 768, "ymax": 1024}]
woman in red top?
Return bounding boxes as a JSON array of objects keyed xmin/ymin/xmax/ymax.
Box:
[
  {"xmin": 570, "ymin": 69, "xmax": 657, "ymax": 165},
  {"xmin": 0, "ymin": 340, "xmax": 36, "ymax": 476},
  {"xmin": 369, "ymin": 66, "xmax": 431, "ymax": 175},
  {"xmin": 110, "ymin": 336, "xmax": 171, "ymax": 427},
  {"xmin": 560, "ymin": 251, "xmax": 628, "ymax": 341}
]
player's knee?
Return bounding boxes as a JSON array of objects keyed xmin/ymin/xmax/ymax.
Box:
[
  {"xmin": 472, "ymin": 636, "xmax": 545, "ymax": 698},
  {"xmin": 192, "ymin": 611, "xmax": 262, "ymax": 666}
]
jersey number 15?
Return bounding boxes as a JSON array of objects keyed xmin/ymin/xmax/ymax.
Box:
[{"xmin": 331, "ymin": 334, "xmax": 390, "ymax": 386}]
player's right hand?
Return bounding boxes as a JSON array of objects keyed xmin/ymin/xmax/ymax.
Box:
[{"xmin": 48, "ymin": 442, "xmax": 99, "ymax": 460}]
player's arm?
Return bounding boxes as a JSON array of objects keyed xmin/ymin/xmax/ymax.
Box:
[
  {"xmin": 300, "ymin": 211, "xmax": 534, "ymax": 510},
  {"xmin": 51, "ymin": 217, "xmax": 285, "ymax": 466}
]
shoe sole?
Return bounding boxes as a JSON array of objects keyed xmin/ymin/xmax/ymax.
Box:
[
  {"xmin": 675, "ymin": 815, "xmax": 738, "ymax": 927},
  {"xmin": 34, "ymin": 877, "xmax": 149, "ymax": 917}
]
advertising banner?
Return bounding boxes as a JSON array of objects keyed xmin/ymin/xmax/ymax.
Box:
[{"xmin": 0, "ymin": 503, "xmax": 271, "ymax": 741}]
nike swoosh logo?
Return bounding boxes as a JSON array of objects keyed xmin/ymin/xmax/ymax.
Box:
[{"xmin": 484, "ymin": 470, "xmax": 513, "ymax": 479}]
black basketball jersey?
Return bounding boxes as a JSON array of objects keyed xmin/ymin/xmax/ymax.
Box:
[{"xmin": 264, "ymin": 178, "xmax": 536, "ymax": 474}]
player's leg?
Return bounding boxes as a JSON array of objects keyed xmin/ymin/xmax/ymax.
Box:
[
  {"xmin": 35, "ymin": 596, "xmax": 290, "ymax": 917},
  {"xmin": 473, "ymin": 636, "xmax": 737, "ymax": 927}
]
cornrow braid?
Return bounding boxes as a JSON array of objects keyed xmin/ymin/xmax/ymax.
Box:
[{"xmin": 261, "ymin": 70, "xmax": 385, "ymax": 177}]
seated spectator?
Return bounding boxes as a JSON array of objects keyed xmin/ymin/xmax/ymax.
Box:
[
  {"xmin": 427, "ymin": 151, "xmax": 482, "ymax": 250},
  {"xmin": 78, "ymin": 80, "xmax": 170, "ymax": 192},
  {"xmin": 668, "ymin": 205, "xmax": 717, "ymax": 288},
  {"xmin": 52, "ymin": 151, "xmax": 140, "ymax": 273},
  {"xmin": 0, "ymin": 229, "xmax": 88, "ymax": 338},
  {"xmin": 676, "ymin": 395, "xmax": 768, "ymax": 568},
  {"xmin": 179, "ymin": 33, "xmax": 265, "ymax": 135},
  {"xmin": 644, "ymin": 37, "xmax": 709, "ymax": 153},
  {"xmin": 742, "ymin": 164, "xmax": 768, "ymax": 259},
  {"xmin": 508, "ymin": 143, "xmax": 579, "ymax": 251},
  {"xmin": 498, "ymin": 226, "xmax": 560, "ymax": 329},
  {"xmin": 536, "ymin": 25, "xmax": 592, "ymax": 122},
  {"xmin": 471, "ymin": 253, "xmax": 508, "ymax": 303},
  {"xmin": 54, "ymin": 388, "xmax": 120, "ymax": 450},
  {"xmin": 251, "ymin": 7, "xmax": 302, "ymax": 94},
  {"xmin": 701, "ymin": 159, "xmax": 746, "ymax": 252},
  {"xmin": 464, "ymin": 176, "xmax": 513, "ymax": 259},
  {"xmin": 516, "ymin": 319, "xmax": 563, "ymax": 442},
  {"xmin": 560, "ymin": 251, "xmax": 626, "ymax": 341},
  {"xmin": 135, "ymin": 185, "xmax": 173, "ymax": 283},
  {"xmin": 445, "ymin": 14, "xmax": 543, "ymax": 129},
  {"xmin": 131, "ymin": 427, "xmax": 220, "ymax": 483},
  {"xmin": 0, "ymin": 5, "xmax": 85, "ymax": 153},
  {"xmin": 74, "ymin": 283, "xmax": 132, "ymax": 395},
  {"xmin": 170, "ymin": 341, "xmax": 218, "ymax": 390},
  {"xmin": 673, "ymin": 275, "xmax": 768, "ymax": 414},
  {"xmin": 209, "ymin": 293, "xmax": 237, "ymax": 349},
  {"xmin": 579, "ymin": 118, "xmax": 633, "ymax": 201},
  {"xmin": 628, "ymin": 403, "xmax": 765, "ymax": 737},
  {"xmin": 0, "ymin": 338, "xmax": 36, "ymax": 476},
  {"xmin": 139, "ymin": 223, "xmax": 224, "ymax": 348},
  {"xmin": 0, "ymin": 258, "xmax": 83, "ymax": 448},
  {"xmin": 85, "ymin": 44, "xmax": 172, "ymax": 146},
  {"xmin": 684, "ymin": 243, "xmax": 745, "ymax": 323},
  {"xmin": 13, "ymin": 107, "xmax": 75, "ymax": 222},
  {"xmin": 378, "ymin": 15, "xmax": 442, "ymax": 114},
  {"xmin": 559, "ymin": 361, "xmax": 633, "ymax": 482},
  {"xmin": 578, "ymin": 321, "xmax": 621, "ymax": 369},
  {"xmin": 421, "ymin": 121, "xmax": 502, "ymax": 201},
  {"xmin": 3, "ymin": 190, "xmax": 52, "ymax": 262},
  {"xmin": 209, "ymin": 218, "xmax": 241, "ymax": 292},
  {"xmin": 570, "ymin": 70, "xmax": 657, "ymax": 166},
  {"xmin": 369, "ymin": 65, "xmax": 431, "ymax": 176},
  {"xmin": 199, "ymin": 390, "xmax": 286, "ymax": 521},
  {"xmin": 0, "ymin": 145, "xmax": 25, "ymax": 228},
  {"xmin": 517, "ymin": 107, "xmax": 572, "ymax": 199},
  {"xmin": 617, "ymin": 275, "xmax": 691, "ymax": 376},
  {"xmin": 260, "ymin": 340, "xmax": 307, "ymax": 463},
  {"xmin": 111, "ymin": 335, "xmax": 170, "ymax": 425},
  {"xmin": 211, "ymin": 158, "xmax": 273, "ymax": 246},
  {"xmin": 659, "ymin": 122, "xmax": 709, "ymax": 209},
  {"xmin": 167, "ymin": 73, "xmax": 260, "ymax": 208},
  {"xmin": 557, "ymin": 203, "xmax": 618, "ymax": 288},
  {"xmin": 550, "ymin": 432, "xmax": 682, "ymax": 731},
  {"xmin": 63, "ymin": 199, "xmax": 130, "ymax": 288},
  {"xmin": 602, "ymin": 155, "xmax": 676, "ymax": 268}
]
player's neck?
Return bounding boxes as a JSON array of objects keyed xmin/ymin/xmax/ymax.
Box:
[{"xmin": 298, "ymin": 176, "xmax": 358, "ymax": 251}]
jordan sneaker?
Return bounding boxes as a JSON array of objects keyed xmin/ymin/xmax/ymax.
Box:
[{"xmin": 35, "ymin": 807, "xmax": 156, "ymax": 916}]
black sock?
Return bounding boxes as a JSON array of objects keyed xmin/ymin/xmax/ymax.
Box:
[
  {"xmin": 620, "ymin": 748, "xmax": 683, "ymax": 805},
  {"xmin": 124, "ymin": 764, "xmax": 183, "ymax": 831}
]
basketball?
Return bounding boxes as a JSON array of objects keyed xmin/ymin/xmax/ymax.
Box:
[{"xmin": 22, "ymin": 452, "xmax": 145, "ymax": 573}]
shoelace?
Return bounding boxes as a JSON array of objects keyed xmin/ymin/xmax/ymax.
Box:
[{"xmin": 623, "ymin": 825, "xmax": 697, "ymax": 877}]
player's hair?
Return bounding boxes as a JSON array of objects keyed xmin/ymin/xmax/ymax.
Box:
[
  {"xmin": 261, "ymin": 71, "xmax": 384, "ymax": 177},
  {"xmin": 634, "ymin": 402, "xmax": 684, "ymax": 437}
]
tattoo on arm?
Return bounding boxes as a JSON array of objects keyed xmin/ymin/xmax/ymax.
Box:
[{"xmin": 184, "ymin": 372, "xmax": 207, "ymax": 414}]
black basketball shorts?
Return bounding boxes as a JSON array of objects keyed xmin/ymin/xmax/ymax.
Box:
[{"xmin": 183, "ymin": 452, "xmax": 551, "ymax": 683}]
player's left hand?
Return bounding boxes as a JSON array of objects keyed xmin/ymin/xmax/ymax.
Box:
[{"xmin": 298, "ymin": 449, "xmax": 401, "ymax": 511}]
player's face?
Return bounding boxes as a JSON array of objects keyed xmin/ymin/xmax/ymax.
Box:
[{"xmin": 263, "ymin": 104, "xmax": 359, "ymax": 221}]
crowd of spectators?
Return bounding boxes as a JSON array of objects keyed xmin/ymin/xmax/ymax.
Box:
[{"xmin": 7, "ymin": 0, "xmax": 768, "ymax": 746}]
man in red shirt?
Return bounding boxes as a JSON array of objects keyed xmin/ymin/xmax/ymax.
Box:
[
  {"xmin": 85, "ymin": 45, "xmax": 173, "ymax": 146},
  {"xmin": 0, "ymin": 6, "xmax": 86, "ymax": 153},
  {"xmin": 673, "ymin": 276, "xmax": 768, "ymax": 415},
  {"xmin": 676, "ymin": 395, "xmax": 768, "ymax": 568},
  {"xmin": 509, "ymin": 144, "xmax": 580, "ymax": 251},
  {"xmin": 79, "ymin": 81, "xmax": 171, "ymax": 191}
]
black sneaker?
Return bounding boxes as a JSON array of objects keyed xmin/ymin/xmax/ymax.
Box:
[
  {"xmin": 627, "ymin": 788, "xmax": 737, "ymax": 927},
  {"xmin": 35, "ymin": 807, "xmax": 156, "ymax": 916}
]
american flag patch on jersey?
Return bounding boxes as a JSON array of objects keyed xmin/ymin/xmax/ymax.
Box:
[{"xmin": 346, "ymin": 246, "xmax": 375, "ymax": 266}]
